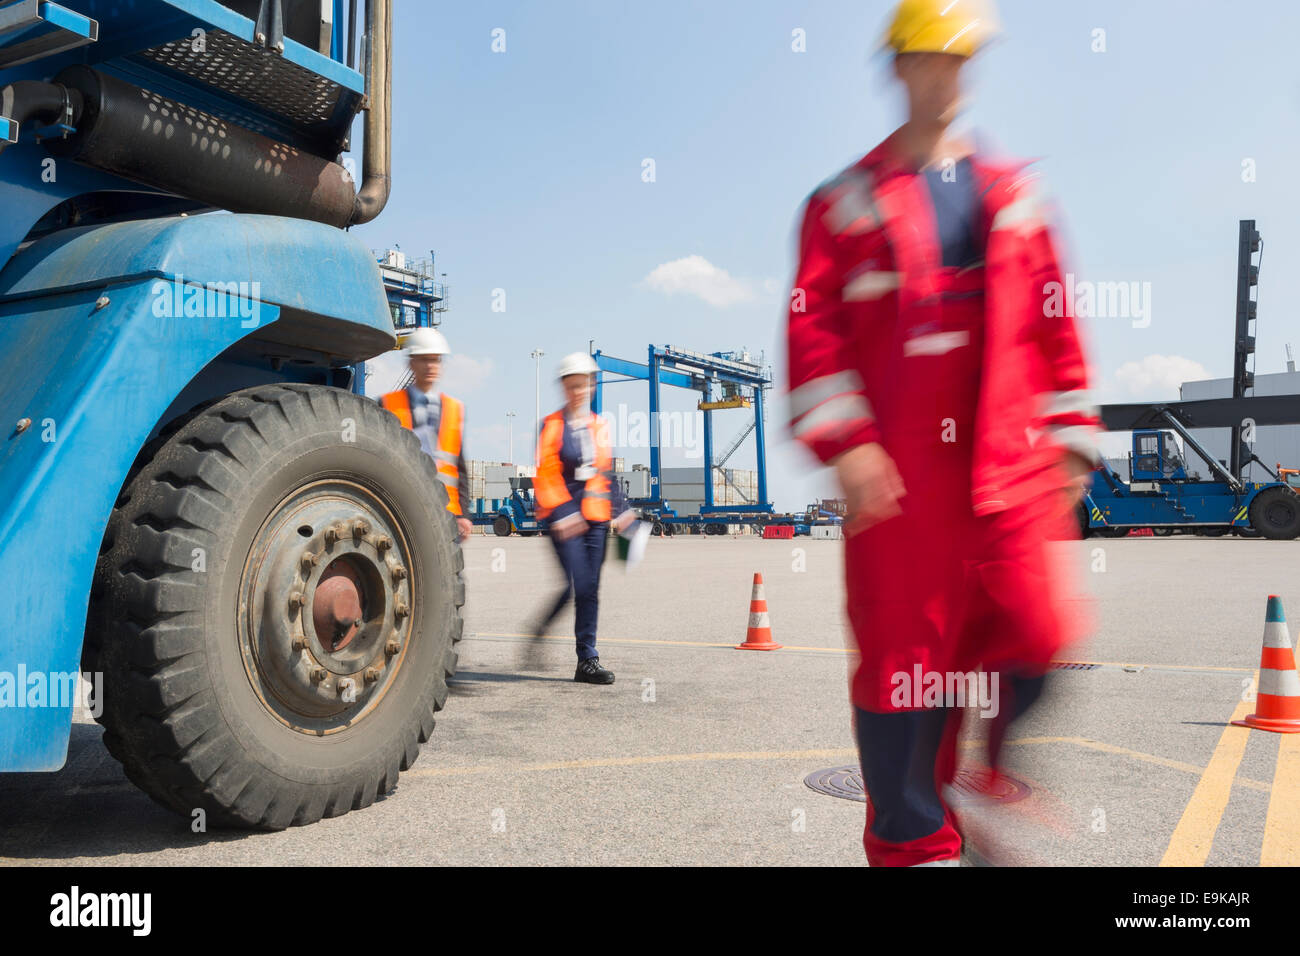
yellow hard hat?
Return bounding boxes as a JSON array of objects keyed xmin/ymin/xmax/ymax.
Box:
[{"xmin": 885, "ymin": 0, "xmax": 998, "ymax": 57}]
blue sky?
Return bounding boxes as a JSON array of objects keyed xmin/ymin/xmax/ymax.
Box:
[{"xmin": 352, "ymin": 1, "xmax": 1300, "ymax": 510}]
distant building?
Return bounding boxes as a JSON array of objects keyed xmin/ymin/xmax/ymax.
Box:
[{"xmin": 1180, "ymin": 370, "xmax": 1300, "ymax": 478}]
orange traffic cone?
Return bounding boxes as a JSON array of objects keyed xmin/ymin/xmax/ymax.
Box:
[
  {"xmin": 736, "ymin": 572, "xmax": 782, "ymax": 650},
  {"xmin": 1232, "ymin": 595, "xmax": 1300, "ymax": 733}
]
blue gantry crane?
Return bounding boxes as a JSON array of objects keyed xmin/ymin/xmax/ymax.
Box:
[{"xmin": 592, "ymin": 344, "xmax": 773, "ymax": 532}]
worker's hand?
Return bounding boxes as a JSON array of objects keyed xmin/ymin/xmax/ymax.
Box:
[
  {"xmin": 1061, "ymin": 451, "xmax": 1094, "ymax": 509},
  {"xmin": 552, "ymin": 513, "xmax": 588, "ymax": 540},
  {"xmin": 613, "ymin": 510, "xmax": 637, "ymax": 534},
  {"xmin": 456, "ymin": 517, "xmax": 473, "ymax": 542},
  {"xmin": 832, "ymin": 442, "xmax": 906, "ymax": 534}
]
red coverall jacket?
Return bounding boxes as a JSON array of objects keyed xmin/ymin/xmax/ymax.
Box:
[{"xmin": 787, "ymin": 132, "xmax": 1101, "ymax": 711}]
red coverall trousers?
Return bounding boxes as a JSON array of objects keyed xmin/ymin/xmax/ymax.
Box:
[{"xmin": 846, "ymin": 265, "xmax": 1078, "ymax": 866}]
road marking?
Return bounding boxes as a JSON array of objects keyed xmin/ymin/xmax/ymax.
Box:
[
  {"xmin": 406, "ymin": 747, "xmax": 859, "ymax": 778},
  {"xmin": 1159, "ymin": 696, "xmax": 1254, "ymax": 867},
  {"xmin": 1261, "ymin": 732, "xmax": 1300, "ymax": 865},
  {"xmin": 470, "ymin": 634, "xmax": 1253, "ymax": 672},
  {"xmin": 1002, "ymin": 736, "xmax": 1261, "ymax": 792}
]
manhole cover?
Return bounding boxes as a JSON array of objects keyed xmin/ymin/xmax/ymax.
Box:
[{"xmin": 804, "ymin": 766, "xmax": 1031, "ymax": 804}]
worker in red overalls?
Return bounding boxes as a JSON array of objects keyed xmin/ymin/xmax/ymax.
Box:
[{"xmin": 785, "ymin": 0, "xmax": 1101, "ymax": 866}]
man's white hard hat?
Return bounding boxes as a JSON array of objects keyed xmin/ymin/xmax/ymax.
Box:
[
  {"xmin": 402, "ymin": 327, "xmax": 450, "ymax": 356},
  {"xmin": 557, "ymin": 352, "xmax": 599, "ymax": 379}
]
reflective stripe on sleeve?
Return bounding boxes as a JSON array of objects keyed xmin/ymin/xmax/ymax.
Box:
[
  {"xmin": 843, "ymin": 270, "xmax": 901, "ymax": 302},
  {"xmin": 1041, "ymin": 389, "xmax": 1098, "ymax": 420},
  {"xmin": 822, "ymin": 171, "xmax": 880, "ymax": 236},
  {"xmin": 990, "ymin": 190, "xmax": 1041, "ymax": 233},
  {"xmin": 1043, "ymin": 423, "xmax": 1100, "ymax": 462},
  {"xmin": 903, "ymin": 330, "xmax": 970, "ymax": 357},
  {"xmin": 792, "ymin": 393, "xmax": 874, "ymax": 439},
  {"xmin": 789, "ymin": 370, "xmax": 866, "ymax": 420}
]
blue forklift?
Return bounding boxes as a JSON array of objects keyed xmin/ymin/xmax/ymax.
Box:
[
  {"xmin": 1085, "ymin": 403, "xmax": 1300, "ymax": 539},
  {"xmin": 492, "ymin": 476, "xmax": 543, "ymax": 537},
  {"xmin": 1085, "ymin": 221, "xmax": 1300, "ymax": 541},
  {"xmin": 0, "ymin": 1, "xmax": 464, "ymax": 828}
]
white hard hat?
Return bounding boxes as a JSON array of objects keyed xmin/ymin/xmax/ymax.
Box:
[
  {"xmin": 402, "ymin": 327, "xmax": 450, "ymax": 356},
  {"xmin": 557, "ymin": 352, "xmax": 599, "ymax": 379}
]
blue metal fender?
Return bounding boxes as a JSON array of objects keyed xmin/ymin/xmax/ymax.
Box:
[{"xmin": 0, "ymin": 214, "xmax": 393, "ymax": 770}]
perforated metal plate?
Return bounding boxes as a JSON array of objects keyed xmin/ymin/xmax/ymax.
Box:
[
  {"xmin": 138, "ymin": 29, "xmax": 342, "ymax": 126},
  {"xmin": 804, "ymin": 765, "xmax": 1031, "ymax": 804}
]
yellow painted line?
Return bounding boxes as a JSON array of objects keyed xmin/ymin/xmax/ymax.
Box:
[
  {"xmin": 473, "ymin": 635, "xmax": 1250, "ymax": 672},
  {"xmin": 1159, "ymin": 696, "xmax": 1255, "ymax": 867},
  {"xmin": 1002, "ymin": 736, "xmax": 1268, "ymax": 793},
  {"xmin": 1261, "ymin": 732, "xmax": 1300, "ymax": 865},
  {"xmin": 406, "ymin": 747, "xmax": 859, "ymax": 778}
]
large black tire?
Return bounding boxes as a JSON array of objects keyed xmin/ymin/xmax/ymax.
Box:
[
  {"xmin": 84, "ymin": 384, "xmax": 464, "ymax": 829},
  {"xmin": 1076, "ymin": 503, "xmax": 1091, "ymax": 538},
  {"xmin": 493, "ymin": 515, "xmax": 512, "ymax": 537},
  {"xmin": 1249, "ymin": 486, "xmax": 1300, "ymax": 540}
]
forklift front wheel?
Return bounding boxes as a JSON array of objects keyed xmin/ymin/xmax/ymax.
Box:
[
  {"xmin": 85, "ymin": 384, "xmax": 464, "ymax": 829},
  {"xmin": 1249, "ymin": 486, "xmax": 1300, "ymax": 540},
  {"xmin": 493, "ymin": 516, "xmax": 513, "ymax": 537}
]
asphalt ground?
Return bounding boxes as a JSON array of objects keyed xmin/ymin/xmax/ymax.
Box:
[{"xmin": 1, "ymin": 532, "xmax": 1297, "ymax": 867}]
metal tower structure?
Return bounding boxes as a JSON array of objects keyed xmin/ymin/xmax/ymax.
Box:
[{"xmin": 592, "ymin": 344, "xmax": 772, "ymax": 515}]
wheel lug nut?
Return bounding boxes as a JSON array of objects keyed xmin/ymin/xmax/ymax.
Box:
[
  {"xmin": 391, "ymin": 564, "xmax": 407, "ymax": 582},
  {"xmin": 364, "ymin": 667, "xmax": 380, "ymax": 683},
  {"xmin": 288, "ymin": 591, "xmax": 305, "ymax": 611},
  {"xmin": 324, "ymin": 526, "xmax": 339, "ymax": 546},
  {"xmin": 385, "ymin": 639, "xmax": 400, "ymax": 656},
  {"xmin": 310, "ymin": 666, "xmax": 327, "ymax": 682},
  {"xmin": 300, "ymin": 550, "xmax": 317, "ymax": 572},
  {"xmin": 394, "ymin": 601, "xmax": 409, "ymax": 620},
  {"xmin": 352, "ymin": 519, "xmax": 370, "ymax": 538},
  {"xmin": 292, "ymin": 634, "xmax": 309, "ymax": 651},
  {"xmin": 338, "ymin": 677, "xmax": 356, "ymax": 698},
  {"xmin": 375, "ymin": 535, "xmax": 392, "ymax": 554}
]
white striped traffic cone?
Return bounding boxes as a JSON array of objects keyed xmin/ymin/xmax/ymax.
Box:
[
  {"xmin": 736, "ymin": 572, "xmax": 782, "ymax": 651},
  {"xmin": 1232, "ymin": 595, "xmax": 1300, "ymax": 733}
]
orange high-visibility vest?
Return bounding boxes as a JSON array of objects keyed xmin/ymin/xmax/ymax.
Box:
[
  {"xmin": 534, "ymin": 410, "xmax": 613, "ymax": 522},
  {"xmin": 380, "ymin": 389, "xmax": 464, "ymax": 515}
]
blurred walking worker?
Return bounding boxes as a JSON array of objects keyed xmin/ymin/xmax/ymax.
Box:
[
  {"xmin": 785, "ymin": 0, "xmax": 1100, "ymax": 866},
  {"xmin": 380, "ymin": 328, "xmax": 472, "ymax": 543},
  {"xmin": 530, "ymin": 352, "xmax": 636, "ymax": 684}
]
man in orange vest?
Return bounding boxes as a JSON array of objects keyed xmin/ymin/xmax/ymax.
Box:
[{"xmin": 380, "ymin": 328, "xmax": 472, "ymax": 542}]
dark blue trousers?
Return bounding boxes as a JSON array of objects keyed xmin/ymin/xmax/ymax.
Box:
[
  {"xmin": 853, "ymin": 673, "xmax": 1046, "ymax": 852},
  {"xmin": 540, "ymin": 521, "xmax": 608, "ymax": 661}
]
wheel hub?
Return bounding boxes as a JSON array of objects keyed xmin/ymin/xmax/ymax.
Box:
[
  {"xmin": 314, "ymin": 559, "xmax": 365, "ymax": 652},
  {"xmin": 239, "ymin": 481, "xmax": 414, "ymax": 733}
]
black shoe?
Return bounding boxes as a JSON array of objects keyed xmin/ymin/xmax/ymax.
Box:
[{"xmin": 574, "ymin": 657, "xmax": 615, "ymax": 684}]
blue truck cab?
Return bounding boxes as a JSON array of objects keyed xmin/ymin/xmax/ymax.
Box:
[{"xmin": 0, "ymin": 0, "xmax": 464, "ymax": 829}]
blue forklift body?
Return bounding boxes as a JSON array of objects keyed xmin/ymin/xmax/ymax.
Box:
[
  {"xmin": 0, "ymin": 0, "xmax": 395, "ymax": 770},
  {"xmin": 1082, "ymin": 428, "xmax": 1276, "ymax": 532}
]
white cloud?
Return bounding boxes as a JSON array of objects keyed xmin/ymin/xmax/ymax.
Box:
[
  {"xmin": 441, "ymin": 353, "xmax": 494, "ymax": 395},
  {"xmin": 1112, "ymin": 354, "xmax": 1212, "ymax": 400},
  {"xmin": 641, "ymin": 255, "xmax": 761, "ymax": 308}
]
